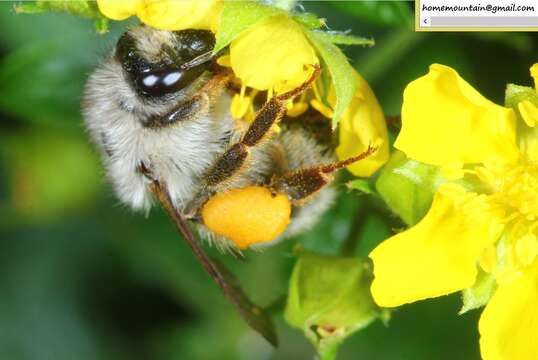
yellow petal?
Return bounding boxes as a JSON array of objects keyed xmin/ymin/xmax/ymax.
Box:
[
  {"xmin": 97, "ymin": 0, "xmax": 142, "ymax": 20},
  {"xmin": 230, "ymin": 15, "xmax": 318, "ymax": 93},
  {"xmin": 479, "ymin": 245, "xmax": 498, "ymax": 273},
  {"xmin": 396, "ymin": 64, "xmax": 519, "ymax": 166},
  {"xmin": 202, "ymin": 186, "xmax": 291, "ymax": 249},
  {"xmin": 370, "ymin": 186, "xmax": 503, "ymax": 307},
  {"xmin": 516, "ymin": 104, "xmax": 538, "ymax": 160},
  {"xmin": 309, "ymin": 71, "xmax": 389, "ymax": 177},
  {"xmin": 522, "ymin": 138, "xmax": 538, "ymax": 163},
  {"xmin": 530, "ymin": 63, "xmax": 538, "ymax": 91},
  {"xmin": 440, "ymin": 162, "xmax": 465, "ymax": 180},
  {"xmin": 286, "ymin": 101, "xmax": 308, "ymax": 118},
  {"xmin": 494, "ymin": 242, "xmax": 523, "ymax": 285},
  {"xmin": 137, "ymin": 0, "xmax": 222, "ymax": 31},
  {"xmin": 230, "ymin": 93, "xmax": 251, "ymax": 120},
  {"xmin": 335, "ymin": 71, "xmax": 389, "ymax": 177},
  {"xmin": 310, "ymin": 99, "xmax": 334, "ymax": 119},
  {"xmin": 216, "ymin": 55, "xmax": 231, "ymax": 68},
  {"xmin": 479, "ymin": 262, "xmax": 538, "ymax": 360},
  {"xmin": 518, "ymin": 100, "xmax": 538, "ymax": 128},
  {"xmin": 515, "ymin": 233, "xmax": 538, "ymax": 267}
]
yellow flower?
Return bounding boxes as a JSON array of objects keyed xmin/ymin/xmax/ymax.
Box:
[
  {"xmin": 334, "ymin": 71, "xmax": 389, "ymax": 177},
  {"xmin": 97, "ymin": 0, "xmax": 221, "ymax": 31},
  {"xmin": 97, "ymin": 0, "xmax": 142, "ymax": 20},
  {"xmin": 298, "ymin": 70, "xmax": 388, "ymax": 177},
  {"xmin": 370, "ymin": 63, "xmax": 538, "ymax": 360},
  {"xmin": 229, "ymin": 14, "xmax": 318, "ymax": 94},
  {"xmin": 228, "ymin": 20, "xmax": 388, "ymax": 177},
  {"xmin": 395, "ymin": 64, "xmax": 519, "ymax": 166},
  {"xmin": 210, "ymin": 14, "xmax": 320, "ymax": 126}
]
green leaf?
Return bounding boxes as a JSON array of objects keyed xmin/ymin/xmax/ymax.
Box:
[
  {"xmin": 375, "ymin": 150, "xmax": 443, "ymax": 226},
  {"xmin": 312, "ymin": 30, "xmax": 374, "ymax": 47},
  {"xmin": 505, "ymin": 83, "xmax": 538, "ymax": 126},
  {"xmin": 285, "ymin": 252, "xmax": 380, "ymax": 359},
  {"xmin": 347, "ymin": 179, "xmax": 375, "ymax": 195},
  {"xmin": 0, "ymin": 129, "xmax": 101, "ymax": 224},
  {"xmin": 460, "ymin": 270, "xmax": 496, "ymax": 314},
  {"xmin": 328, "ymin": 1, "xmax": 413, "ymax": 27},
  {"xmin": 505, "ymin": 83, "xmax": 538, "ymax": 116},
  {"xmin": 214, "ymin": 1, "xmax": 284, "ymax": 53},
  {"xmin": 293, "ymin": 12, "xmax": 325, "ymax": 29},
  {"xmin": 305, "ymin": 29, "xmax": 357, "ymax": 128},
  {"xmin": 14, "ymin": 1, "xmax": 109, "ymax": 33}
]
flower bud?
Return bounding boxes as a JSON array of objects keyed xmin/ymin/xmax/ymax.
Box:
[{"xmin": 285, "ymin": 252, "xmax": 383, "ymax": 357}]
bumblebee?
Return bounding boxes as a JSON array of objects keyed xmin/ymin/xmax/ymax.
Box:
[{"xmin": 83, "ymin": 26, "xmax": 373, "ymax": 251}]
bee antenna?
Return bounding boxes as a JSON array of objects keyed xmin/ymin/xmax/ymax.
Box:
[{"xmin": 181, "ymin": 50, "xmax": 217, "ymax": 69}]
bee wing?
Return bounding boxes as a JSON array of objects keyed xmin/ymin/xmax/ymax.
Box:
[
  {"xmin": 150, "ymin": 182, "xmax": 278, "ymax": 347},
  {"xmin": 180, "ymin": 50, "xmax": 216, "ymax": 69}
]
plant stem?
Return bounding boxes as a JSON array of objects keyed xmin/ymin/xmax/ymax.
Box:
[
  {"xmin": 149, "ymin": 180, "xmax": 278, "ymax": 347},
  {"xmin": 340, "ymin": 202, "xmax": 368, "ymax": 256},
  {"xmin": 356, "ymin": 29, "xmax": 427, "ymax": 84}
]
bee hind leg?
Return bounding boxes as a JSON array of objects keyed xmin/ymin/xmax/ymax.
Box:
[
  {"xmin": 271, "ymin": 145, "xmax": 377, "ymax": 203},
  {"xmin": 203, "ymin": 65, "xmax": 321, "ymax": 188},
  {"xmin": 184, "ymin": 66, "xmax": 321, "ymax": 218}
]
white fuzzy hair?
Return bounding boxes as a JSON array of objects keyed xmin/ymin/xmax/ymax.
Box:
[{"xmin": 82, "ymin": 26, "xmax": 336, "ymax": 250}]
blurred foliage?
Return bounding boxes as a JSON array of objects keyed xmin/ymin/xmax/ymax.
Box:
[
  {"xmin": 0, "ymin": 1, "xmax": 537, "ymax": 359},
  {"xmin": 1, "ymin": 128, "xmax": 101, "ymax": 225},
  {"xmin": 329, "ymin": 1, "xmax": 413, "ymax": 28},
  {"xmin": 0, "ymin": 43, "xmax": 89, "ymax": 125},
  {"xmin": 14, "ymin": 0, "xmax": 109, "ymax": 33}
]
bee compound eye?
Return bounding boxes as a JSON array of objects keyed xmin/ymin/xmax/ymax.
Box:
[
  {"xmin": 116, "ymin": 32, "xmax": 142, "ymax": 73},
  {"xmin": 136, "ymin": 64, "xmax": 209, "ymax": 97},
  {"xmin": 117, "ymin": 29, "xmax": 216, "ymax": 97}
]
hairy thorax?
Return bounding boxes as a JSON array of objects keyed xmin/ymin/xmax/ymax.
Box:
[{"xmin": 83, "ymin": 57, "xmax": 237, "ymax": 211}]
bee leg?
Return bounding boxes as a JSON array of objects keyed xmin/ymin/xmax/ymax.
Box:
[
  {"xmin": 184, "ymin": 66, "xmax": 320, "ymax": 218},
  {"xmin": 272, "ymin": 145, "xmax": 377, "ymax": 203},
  {"xmin": 203, "ymin": 65, "xmax": 321, "ymax": 188},
  {"xmin": 204, "ymin": 65, "xmax": 321, "ymax": 187},
  {"xmin": 137, "ymin": 161, "xmax": 157, "ymax": 181}
]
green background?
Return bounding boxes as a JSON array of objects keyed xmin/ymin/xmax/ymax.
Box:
[{"xmin": 0, "ymin": 1, "xmax": 535, "ymax": 359}]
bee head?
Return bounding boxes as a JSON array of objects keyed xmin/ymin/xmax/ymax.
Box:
[{"xmin": 116, "ymin": 27, "xmax": 216, "ymax": 98}]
